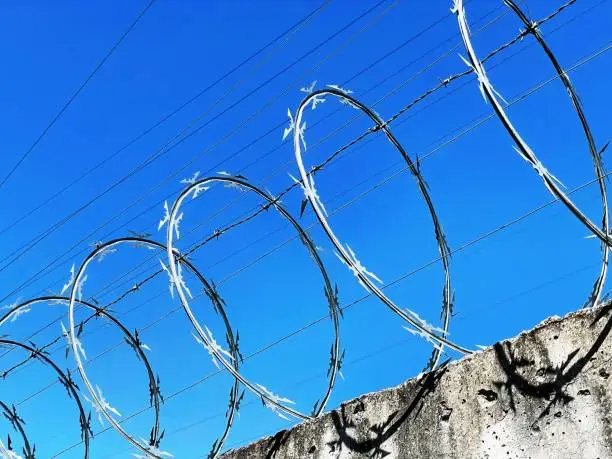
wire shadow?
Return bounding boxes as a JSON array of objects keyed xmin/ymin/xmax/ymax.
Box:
[
  {"xmin": 325, "ymin": 362, "xmax": 449, "ymax": 458},
  {"xmin": 492, "ymin": 306, "xmax": 612, "ymax": 424}
]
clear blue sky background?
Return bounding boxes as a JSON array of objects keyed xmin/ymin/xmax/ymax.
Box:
[{"xmin": 0, "ymin": 0, "xmax": 611, "ymax": 457}]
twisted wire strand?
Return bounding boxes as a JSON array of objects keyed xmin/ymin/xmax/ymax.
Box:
[
  {"xmin": 79, "ymin": 0, "xmax": 583, "ymax": 315},
  {"xmin": 0, "ymin": 5, "xmax": 500, "ymax": 379},
  {"xmin": 34, "ymin": 0, "xmax": 534, "ymax": 322},
  {"xmin": 18, "ymin": 180, "xmax": 336, "ymax": 456},
  {"xmin": 454, "ymin": 0, "xmax": 610, "ymax": 247},
  {"xmin": 0, "ymin": 0, "xmax": 410, "ymax": 381},
  {"xmin": 48, "ymin": 159, "xmax": 612, "ymax": 457},
  {"xmin": 1, "ymin": 1, "xmax": 589, "ymax": 349},
  {"xmin": 0, "ymin": 0, "xmax": 516, "ymax": 330}
]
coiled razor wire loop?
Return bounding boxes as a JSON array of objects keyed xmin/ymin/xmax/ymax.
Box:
[
  {"xmin": 0, "ymin": 400, "xmax": 34, "ymax": 459},
  {"xmin": 165, "ymin": 176, "xmax": 342, "ymax": 422},
  {"xmin": 293, "ymin": 87, "xmax": 472, "ymax": 363},
  {"xmin": 66, "ymin": 237, "xmax": 241, "ymax": 459},
  {"xmin": 453, "ymin": 0, "xmax": 611, "ymax": 308},
  {"xmin": 502, "ymin": 0, "xmax": 609, "ymax": 309},
  {"xmin": 0, "ymin": 339, "xmax": 90, "ymax": 458},
  {"xmin": 0, "ymin": 296, "xmax": 162, "ymax": 453}
]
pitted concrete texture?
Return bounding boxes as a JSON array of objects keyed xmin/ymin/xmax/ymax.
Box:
[{"xmin": 221, "ymin": 304, "xmax": 612, "ymax": 458}]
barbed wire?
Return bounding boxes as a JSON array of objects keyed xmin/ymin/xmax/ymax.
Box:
[
  {"xmin": 0, "ymin": 0, "xmax": 596, "ymax": 402},
  {"xmin": 0, "ymin": 296, "xmax": 164, "ymax": 453},
  {"xmin": 4, "ymin": 38, "xmax": 601, "ymax": 456},
  {"xmin": 1, "ymin": 0, "xmax": 610, "ymax": 457},
  {"xmin": 0, "ymin": 0, "xmax": 515, "ymax": 376},
  {"xmin": 0, "ymin": 0, "xmax": 332, "ymax": 249},
  {"xmin": 47, "ymin": 158, "xmax": 612, "ymax": 459},
  {"xmin": 454, "ymin": 0, "xmax": 610, "ymax": 313},
  {"xmin": 0, "ymin": 0, "xmax": 513, "ymax": 312},
  {"xmin": 0, "ymin": 0, "xmax": 395, "ymax": 298},
  {"xmin": 2, "ymin": 0, "xmax": 568, "ymax": 311},
  {"xmin": 0, "ymin": 400, "xmax": 34, "ymax": 459}
]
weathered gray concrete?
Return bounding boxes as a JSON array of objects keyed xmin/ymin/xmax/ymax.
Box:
[{"xmin": 222, "ymin": 304, "xmax": 612, "ymax": 458}]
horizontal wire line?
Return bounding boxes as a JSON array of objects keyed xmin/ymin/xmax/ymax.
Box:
[
  {"xmin": 0, "ymin": 0, "xmax": 157, "ymax": 189},
  {"xmin": 0, "ymin": 0, "xmax": 394, "ymax": 296}
]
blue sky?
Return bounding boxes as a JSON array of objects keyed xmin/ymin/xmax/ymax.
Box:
[{"xmin": 0, "ymin": 0, "xmax": 611, "ymax": 457}]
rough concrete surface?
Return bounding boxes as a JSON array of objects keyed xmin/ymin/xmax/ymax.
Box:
[{"xmin": 221, "ymin": 304, "xmax": 612, "ymax": 458}]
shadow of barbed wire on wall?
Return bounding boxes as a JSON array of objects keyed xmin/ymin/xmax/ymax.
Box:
[
  {"xmin": 324, "ymin": 362, "xmax": 449, "ymax": 458},
  {"xmin": 263, "ymin": 428, "xmax": 292, "ymax": 459},
  {"xmin": 491, "ymin": 302, "xmax": 612, "ymax": 429}
]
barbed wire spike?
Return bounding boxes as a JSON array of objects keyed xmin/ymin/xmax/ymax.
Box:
[
  {"xmin": 159, "ymin": 259, "xmax": 175, "ymax": 299},
  {"xmin": 255, "ymin": 383, "xmax": 295, "ymax": 421},
  {"xmin": 1, "ymin": 298, "xmax": 21, "ymax": 311},
  {"xmin": 207, "ymin": 439, "xmax": 219, "ymax": 459},
  {"xmin": 226, "ymin": 329, "xmax": 244, "ymax": 363},
  {"xmin": 0, "ymin": 436, "xmax": 22, "ymax": 459},
  {"xmin": 300, "ymin": 81, "xmax": 325, "ymax": 109},
  {"xmin": 326, "ymin": 84, "xmax": 353, "ymax": 94},
  {"xmin": 80, "ymin": 411, "xmax": 93, "ymax": 440},
  {"xmin": 83, "ymin": 384, "xmax": 122, "ymax": 427},
  {"xmin": 61, "ymin": 321, "xmax": 87, "ymax": 361},
  {"xmin": 192, "ymin": 183, "xmax": 210, "ymax": 200},
  {"xmin": 75, "ymin": 274, "xmax": 88, "ymax": 301},
  {"xmin": 144, "ymin": 426, "xmax": 166, "ymax": 457},
  {"xmin": 7, "ymin": 307, "xmax": 30, "ymax": 324},
  {"xmin": 403, "ymin": 325, "xmax": 444, "ymax": 352},
  {"xmin": 128, "ymin": 229, "xmax": 152, "ymax": 239},
  {"xmin": 310, "ymin": 94, "xmax": 326, "ymax": 110},
  {"xmin": 180, "ymin": 171, "xmax": 200, "ymax": 185},
  {"xmin": 337, "ymin": 348, "xmax": 346, "ymax": 381},
  {"xmin": 60, "ymin": 369, "xmax": 80, "ymax": 397},
  {"xmin": 132, "ymin": 436, "xmax": 174, "ymax": 459},
  {"xmin": 60, "ymin": 264, "xmax": 76, "ymax": 296},
  {"xmin": 95, "ymin": 245, "xmax": 117, "ymax": 263},
  {"xmin": 300, "ymin": 80, "xmax": 317, "ymax": 94},
  {"xmin": 193, "ymin": 327, "xmax": 234, "ymax": 370},
  {"xmin": 1, "ymin": 2, "xmax": 597, "ymax": 453},
  {"xmin": 340, "ymin": 244, "xmax": 383, "ymax": 286},
  {"xmin": 297, "ymin": 120, "xmax": 307, "ymax": 150},
  {"xmin": 158, "ymin": 201, "xmax": 171, "ymax": 231},
  {"xmin": 282, "ymin": 108, "xmax": 295, "ymax": 141},
  {"xmin": 298, "ymin": 198, "xmax": 308, "ymax": 218}
]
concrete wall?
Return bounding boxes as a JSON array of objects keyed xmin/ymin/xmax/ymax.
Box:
[{"xmin": 221, "ymin": 304, "xmax": 612, "ymax": 458}]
